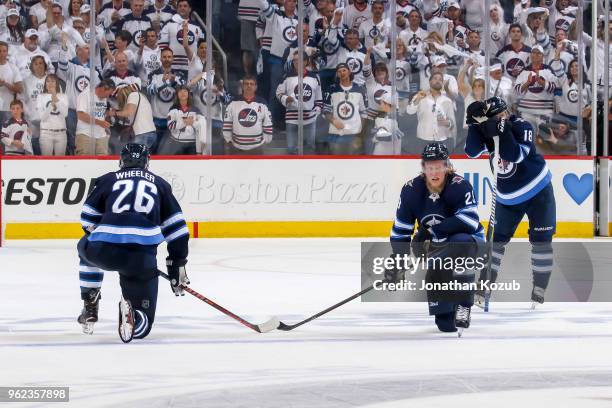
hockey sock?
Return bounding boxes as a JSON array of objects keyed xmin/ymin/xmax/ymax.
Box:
[
  {"xmin": 531, "ymin": 242, "xmax": 553, "ymax": 289},
  {"xmin": 79, "ymin": 261, "xmax": 104, "ymax": 299},
  {"xmin": 133, "ymin": 309, "xmax": 150, "ymax": 339}
]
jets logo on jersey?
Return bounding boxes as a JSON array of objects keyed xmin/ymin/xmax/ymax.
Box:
[
  {"xmin": 321, "ymin": 38, "xmax": 340, "ymax": 55},
  {"xmin": 293, "ymin": 83, "xmax": 313, "ymax": 102},
  {"xmin": 496, "ymin": 158, "xmax": 517, "ymax": 179},
  {"xmin": 528, "ymin": 77, "xmax": 545, "ymax": 94},
  {"xmin": 346, "ymin": 57, "xmax": 363, "ymax": 74},
  {"xmin": 567, "ymin": 88, "xmax": 579, "ymax": 103},
  {"xmin": 506, "ymin": 58, "xmax": 525, "ymax": 77},
  {"xmin": 337, "ymin": 101, "xmax": 355, "ymax": 120},
  {"xmin": 238, "ymin": 108, "xmax": 258, "ymax": 127},
  {"xmin": 373, "ymin": 89, "xmax": 387, "ymax": 104},
  {"xmin": 406, "ymin": 34, "xmax": 421, "ymax": 46},
  {"xmin": 158, "ymin": 84, "xmax": 176, "ymax": 102},
  {"xmin": 451, "ymin": 175, "xmax": 464, "ymax": 185},
  {"xmin": 369, "ymin": 26, "xmax": 382, "ymax": 40},
  {"xmin": 396, "ymin": 67, "xmax": 406, "ymax": 81},
  {"xmin": 75, "ymin": 75, "xmax": 90, "ymax": 92},
  {"xmin": 282, "ymin": 26, "xmax": 297, "ymax": 42},
  {"xmin": 176, "ymin": 29, "xmax": 196, "ymax": 45},
  {"xmin": 421, "ymin": 213, "xmax": 444, "ymax": 228},
  {"xmin": 491, "ymin": 31, "xmax": 501, "ymax": 42},
  {"xmin": 45, "ymin": 100, "xmax": 60, "ymax": 115},
  {"xmin": 84, "ymin": 31, "xmax": 91, "ymax": 42},
  {"xmin": 133, "ymin": 30, "xmax": 145, "ymax": 47}
]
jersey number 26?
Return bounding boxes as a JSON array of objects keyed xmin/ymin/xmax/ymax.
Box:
[{"xmin": 112, "ymin": 180, "xmax": 158, "ymax": 214}]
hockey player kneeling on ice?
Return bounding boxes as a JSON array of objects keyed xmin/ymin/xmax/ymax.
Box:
[
  {"xmin": 465, "ymin": 97, "xmax": 556, "ymax": 306},
  {"xmin": 388, "ymin": 143, "xmax": 485, "ymax": 333},
  {"xmin": 77, "ymin": 143, "xmax": 190, "ymax": 343}
]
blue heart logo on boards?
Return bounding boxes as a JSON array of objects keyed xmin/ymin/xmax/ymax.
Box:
[{"xmin": 562, "ymin": 173, "xmax": 593, "ymax": 205}]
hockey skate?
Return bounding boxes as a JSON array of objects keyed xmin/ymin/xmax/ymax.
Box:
[
  {"xmin": 77, "ymin": 288, "xmax": 101, "ymax": 335},
  {"xmin": 455, "ymin": 305, "xmax": 471, "ymax": 337},
  {"xmin": 531, "ymin": 286, "xmax": 546, "ymax": 309},
  {"xmin": 118, "ymin": 296, "xmax": 135, "ymax": 343}
]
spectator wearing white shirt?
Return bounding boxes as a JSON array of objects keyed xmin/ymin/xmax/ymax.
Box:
[
  {"xmin": 22, "ymin": 55, "xmax": 49, "ymax": 155},
  {"xmin": 405, "ymin": 72, "xmax": 455, "ymax": 154},
  {"xmin": 0, "ymin": 8, "xmax": 24, "ymax": 54},
  {"xmin": 0, "ymin": 41, "xmax": 22, "ymax": 125},
  {"xmin": 30, "ymin": 0, "xmax": 51, "ymax": 29},
  {"xmin": 358, "ymin": 1, "xmax": 389, "ymax": 51},
  {"xmin": 488, "ymin": 4, "xmax": 508, "ymax": 55},
  {"xmin": 487, "ymin": 59, "xmax": 514, "ymax": 102},
  {"xmin": 135, "ymin": 27, "xmax": 161, "ymax": 85},
  {"xmin": 109, "ymin": 85, "xmax": 157, "ymax": 151},
  {"xmin": 38, "ymin": 3, "xmax": 86, "ymax": 67},
  {"xmin": 75, "ymin": 79, "xmax": 115, "ymax": 155},
  {"xmin": 37, "ymin": 73, "xmax": 69, "ymax": 156},
  {"xmin": 10, "ymin": 29, "xmax": 54, "ymax": 79}
]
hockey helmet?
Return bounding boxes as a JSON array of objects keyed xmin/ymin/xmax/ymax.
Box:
[
  {"xmin": 485, "ymin": 96, "xmax": 508, "ymax": 117},
  {"xmin": 422, "ymin": 142, "xmax": 449, "ymax": 162},
  {"xmin": 120, "ymin": 143, "xmax": 150, "ymax": 169}
]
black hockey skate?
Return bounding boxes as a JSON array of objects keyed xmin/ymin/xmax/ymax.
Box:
[
  {"xmin": 77, "ymin": 288, "xmax": 101, "ymax": 335},
  {"xmin": 118, "ymin": 296, "xmax": 135, "ymax": 343},
  {"xmin": 531, "ymin": 286, "xmax": 545, "ymax": 309},
  {"xmin": 455, "ymin": 305, "xmax": 471, "ymax": 337}
]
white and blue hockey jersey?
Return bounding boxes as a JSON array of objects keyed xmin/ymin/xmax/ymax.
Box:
[
  {"xmin": 391, "ymin": 173, "xmax": 485, "ymax": 250},
  {"xmin": 80, "ymin": 168, "xmax": 189, "ymax": 260},
  {"xmin": 465, "ymin": 115, "xmax": 552, "ymax": 206}
]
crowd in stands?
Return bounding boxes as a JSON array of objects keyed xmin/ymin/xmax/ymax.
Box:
[{"xmin": 0, "ymin": 0, "xmax": 605, "ymax": 156}]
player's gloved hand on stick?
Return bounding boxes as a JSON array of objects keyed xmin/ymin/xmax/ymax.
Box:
[
  {"xmin": 167, "ymin": 258, "xmax": 190, "ymax": 296},
  {"xmin": 411, "ymin": 227, "xmax": 432, "ymax": 258},
  {"xmin": 384, "ymin": 254, "xmax": 405, "ymax": 284}
]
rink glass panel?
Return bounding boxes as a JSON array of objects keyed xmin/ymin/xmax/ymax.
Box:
[{"xmin": 12, "ymin": 0, "xmax": 598, "ymax": 157}]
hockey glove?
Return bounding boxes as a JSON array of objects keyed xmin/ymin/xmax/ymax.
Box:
[
  {"xmin": 383, "ymin": 254, "xmax": 405, "ymax": 284},
  {"xmin": 167, "ymin": 258, "xmax": 190, "ymax": 296},
  {"xmin": 411, "ymin": 227, "xmax": 432, "ymax": 259}
]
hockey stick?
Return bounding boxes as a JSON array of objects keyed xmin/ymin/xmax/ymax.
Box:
[
  {"xmin": 158, "ymin": 270, "xmax": 280, "ymax": 333},
  {"xmin": 277, "ymin": 284, "xmax": 376, "ymax": 331},
  {"xmin": 476, "ymin": 136, "xmax": 500, "ymax": 312}
]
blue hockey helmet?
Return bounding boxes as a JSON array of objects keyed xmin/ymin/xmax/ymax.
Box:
[
  {"xmin": 485, "ymin": 96, "xmax": 508, "ymax": 117},
  {"xmin": 422, "ymin": 142, "xmax": 449, "ymax": 162},
  {"xmin": 120, "ymin": 143, "xmax": 150, "ymax": 169}
]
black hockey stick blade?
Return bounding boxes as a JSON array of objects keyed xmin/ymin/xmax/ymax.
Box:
[
  {"xmin": 276, "ymin": 284, "xmax": 376, "ymax": 331},
  {"xmin": 158, "ymin": 270, "xmax": 280, "ymax": 333}
]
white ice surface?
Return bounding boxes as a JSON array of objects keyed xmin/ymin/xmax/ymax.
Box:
[{"xmin": 1, "ymin": 238, "xmax": 611, "ymax": 408}]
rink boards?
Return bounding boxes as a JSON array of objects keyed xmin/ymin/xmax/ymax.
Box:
[{"xmin": 0, "ymin": 156, "xmax": 595, "ymax": 239}]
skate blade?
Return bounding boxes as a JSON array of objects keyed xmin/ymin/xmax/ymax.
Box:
[
  {"xmin": 81, "ymin": 322, "xmax": 94, "ymax": 335},
  {"xmin": 531, "ymin": 301, "xmax": 539, "ymax": 310},
  {"xmin": 457, "ymin": 328, "xmax": 464, "ymax": 338}
]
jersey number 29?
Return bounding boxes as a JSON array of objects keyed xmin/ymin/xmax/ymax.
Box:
[{"xmin": 112, "ymin": 180, "xmax": 158, "ymax": 214}]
